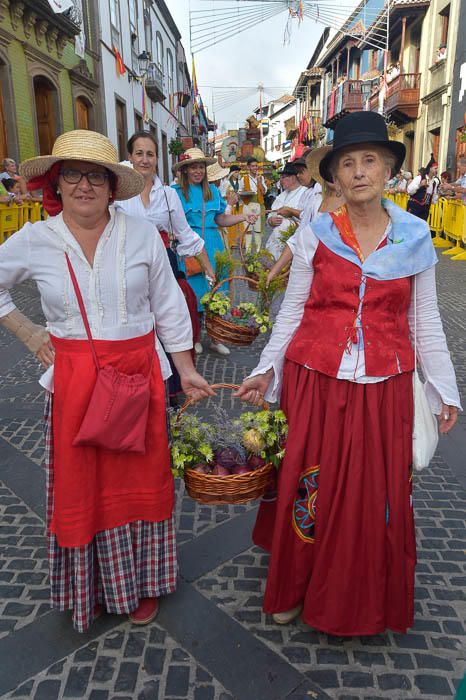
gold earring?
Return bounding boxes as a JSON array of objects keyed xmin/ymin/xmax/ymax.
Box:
[{"xmin": 335, "ymin": 188, "xmax": 342, "ymax": 197}]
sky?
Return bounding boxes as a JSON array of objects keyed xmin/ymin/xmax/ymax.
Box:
[{"xmin": 167, "ymin": 0, "xmax": 348, "ymax": 131}]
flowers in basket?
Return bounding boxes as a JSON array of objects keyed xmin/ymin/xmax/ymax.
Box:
[
  {"xmin": 243, "ymin": 245, "xmax": 275, "ymax": 277},
  {"xmin": 199, "ymin": 292, "xmax": 271, "ymax": 334},
  {"xmin": 170, "ymin": 405, "xmax": 287, "ymax": 478}
]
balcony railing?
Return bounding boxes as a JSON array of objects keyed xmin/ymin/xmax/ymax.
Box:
[
  {"xmin": 324, "ymin": 80, "xmax": 365, "ymax": 126},
  {"xmin": 385, "ymin": 73, "xmax": 420, "ymax": 119},
  {"xmin": 145, "ymin": 64, "xmax": 165, "ymax": 103}
]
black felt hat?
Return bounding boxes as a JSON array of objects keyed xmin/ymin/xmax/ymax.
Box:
[
  {"xmin": 280, "ymin": 162, "xmax": 299, "ymax": 177},
  {"xmin": 319, "ymin": 111, "xmax": 406, "ymax": 182}
]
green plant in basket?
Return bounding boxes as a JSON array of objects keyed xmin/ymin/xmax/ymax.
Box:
[
  {"xmin": 171, "ymin": 403, "xmax": 288, "ymax": 479},
  {"xmin": 200, "ymin": 292, "xmax": 271, "ymax": 334},
  {"xmin": 243, "ymin": 242, "xmax": 275, "ymax": 276},
  {"xmin": 169, "ymin": 412, "xmax": 216, "ymax": 478},
  {"xmin": 214, "ymin": 249, "xmax": 236, "ymax": 281}
]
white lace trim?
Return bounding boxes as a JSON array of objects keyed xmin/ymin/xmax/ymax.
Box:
[{"xmin": 117, "ymin": 213, "xmax": 128, "ymax": 325}]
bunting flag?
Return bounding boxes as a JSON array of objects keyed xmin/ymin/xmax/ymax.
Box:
[
  {"xmin": 191, "ymin": 55, "xmax": 199, "ymax": 116},
  {"xmin": 113, "ymin": 46, "xmax": 126, "ymax": 76}
]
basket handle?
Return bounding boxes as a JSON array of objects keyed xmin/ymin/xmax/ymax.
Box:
[
  {"xmin": 178, "ymin": 382, "xmax": 269, "ymax": 416},
  {"xmin": 208, "ymin": 274, "xmax": 260, "ymax": 298}
]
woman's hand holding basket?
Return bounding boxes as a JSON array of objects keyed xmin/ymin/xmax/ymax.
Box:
[{"xmin": 234, "ymin": 370, "xmax": 274, "ymax": 406}]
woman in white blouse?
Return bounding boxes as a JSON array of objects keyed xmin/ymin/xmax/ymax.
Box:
[
  {"xmin": 0, "ymin": 130, "xmax": 213, "ymax": 632},
  {"xmin": 116, "ymin": 131, "xmax": 215, "ymax": 401},
  {"xmin": 235, "ymin": 112, "xmax": 460, "ymax": 637}
]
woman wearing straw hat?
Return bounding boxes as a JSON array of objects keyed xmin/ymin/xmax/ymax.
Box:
[
  {"xmin": 235, "ymin": 112, "xmax": 460, "ymax": 636},
  {"xmin": 0, "ymin": 130, "xmax": 213, "ymax": 632},
  {"xmin": 207, "ymin": 161, "xmax": 230, "ymax": 190},
  {"xmin": 266, "ymin": 147, "xmax": 344, "ymax": 285},
  {"xmin": 172, "ymin": 148, "xmax": 257, "ymax": 355}
]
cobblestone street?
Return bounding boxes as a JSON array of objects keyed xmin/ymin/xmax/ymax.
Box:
[{"xmin": 0, "ymin": 254, "xmax": 465, "ymax": 700}]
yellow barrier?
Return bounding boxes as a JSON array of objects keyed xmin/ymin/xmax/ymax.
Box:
[
  {"xmin": 442, "ymin": 199, "xmax": 465, "ymax": 257},
  {"xmin": 429, "ymin": 199, "xmax": 452, "ymax": 248},
  {"xmin": 0, "ymin": 201, "xmax": 44, "ymax": 244}
]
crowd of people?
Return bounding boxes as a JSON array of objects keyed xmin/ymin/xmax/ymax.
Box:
[{"xmin": 0, "ymin": 112, "xmax": 461, "ymax": 642}]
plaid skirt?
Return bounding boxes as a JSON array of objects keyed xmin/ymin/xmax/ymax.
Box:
[{"xmin": 44, "ymin": 393, "xmax": 178, "ymax": 633}]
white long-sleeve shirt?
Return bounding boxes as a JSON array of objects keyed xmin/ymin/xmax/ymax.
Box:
[
  {"xmin": 266, "ymin": 185, "xmax": 307, "ymax": 259},
  {"xmin": 0, "ymin": 209, "xmax": 193, "ymax": 386},
  {"xmin": 115, "ymin": 176, "xmax": 204, "ymax": 257},
  {"xmin": 250, "ymin": 224, "xmax": 461, "ymax": 414}
]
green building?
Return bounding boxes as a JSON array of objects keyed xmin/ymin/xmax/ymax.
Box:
[{"xmin": 0, "ymin": 0, "xmax": 102, "ymax": 163}]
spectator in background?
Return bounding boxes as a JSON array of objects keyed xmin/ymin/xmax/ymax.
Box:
[
  {"xmin": 407, "ymin": 167, "xmax": 431, "ymax": 220},
  {"xmin": 0, "ymin": 178, "xmax": 23, "ymax": 204},
  {"xmin": 0, "ymin": 158, "xmax": 28, "ymax": 195},
  {"xmin": 442, "ymin": 157, "xmax": 466, "ymax": 203},
  {"xmin": 266, "ymin": 163, "xmax": 306, "ymax": 260},
  {"xmin": 220, "ymin": 164, "xmax": 241, "ymax": 197}
]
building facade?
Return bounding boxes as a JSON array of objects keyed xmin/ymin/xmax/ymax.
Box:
[
  {"xmin": 293, "ymin": 0, "xmax": 463, "ymax": 176},
  {"xmin": 98, "ymin": 0, "xmax": 192, "ymax": 183},
  {"xmin": 0, "ymin": 0, "xmax": 102, "ymax": 163}
]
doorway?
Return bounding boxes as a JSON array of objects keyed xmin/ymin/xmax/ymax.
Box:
[
  {"xmin": 34, "ymin": 77, "xmax": 57, "ymax": 155},
  {"xmin": 115, "ymin": 98, "xmax": 127, "ymax": 160},
  {"xmin": 76, "ymin": 97, "xmax": 90, "ymax": 129}
]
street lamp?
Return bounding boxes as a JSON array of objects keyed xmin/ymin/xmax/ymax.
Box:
[{"xmin": 137, "ymin": 51, "xmax": 151, "ymax": 76}]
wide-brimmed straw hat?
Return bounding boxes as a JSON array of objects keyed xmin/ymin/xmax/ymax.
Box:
[
  {"xmin": 19, "ymin": 130, "xmax": 144, "ymax": 200},
  {"xmin": 305, "ymin": 146, "xmax": 332, "ymax": 187},
  {"xmin": 173, "ymin": 147, "xmax": 215, "ymax": 173},
  {"xmin": 319, "ymin": 112, "xmax": 406, "ymax": 183},
  {"xmin": 207, "ymin": 161, "xmax": 229, "ymax": 182}
]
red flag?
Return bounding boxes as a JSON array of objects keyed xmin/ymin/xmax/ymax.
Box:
[{"xmin": 113, "ymin": 46, "xmax": 126, "ymax": 76}]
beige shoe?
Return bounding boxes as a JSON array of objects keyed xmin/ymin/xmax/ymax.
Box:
[
  {"xmin": 209, "ymin": 342, "xmax": 230, "ymax": 356},
  {"xmin": 194, "ymin": 342, "xmax": 203, "ymax": 355},
  {"xmin": 272, "ymin": 604, "xmax": 303, "ymax": 625}
]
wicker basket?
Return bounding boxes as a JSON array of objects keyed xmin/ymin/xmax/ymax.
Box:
[
  {"xmin": 204, "ymin": 275, "xmax": 260, "ymax": 346},
  {"xmin": 180, "ymin": 383, "xmax": 275, "ymax": 504}
]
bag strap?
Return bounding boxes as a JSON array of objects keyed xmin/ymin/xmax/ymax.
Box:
[
  {"xmin": 65, "ymin": 252, "xmax": 100, "ymax": 373},
  {"xmin": 201, "ymin": 199, "xmax": 205, "ymax": 240}
]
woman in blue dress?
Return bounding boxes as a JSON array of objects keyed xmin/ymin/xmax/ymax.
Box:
[{"xmin": 172, "ymin": 149, "xmax": 257, "ymax": 355}]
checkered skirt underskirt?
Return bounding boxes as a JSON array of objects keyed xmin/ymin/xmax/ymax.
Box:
[{"xmin": 44, "ymin": 393, "xmax": 178, "ymax": 633}]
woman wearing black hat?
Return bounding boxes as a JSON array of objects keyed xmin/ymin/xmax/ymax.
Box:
[
  {"xmin": 235, "ymin": 112, "xmax": 460, "ymax": 636},
  {"xmin": 265, "ymin": 163, "xmax": 306, "ymax": 260}
]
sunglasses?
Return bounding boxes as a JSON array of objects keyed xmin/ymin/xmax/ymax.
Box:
[{"xmin": 59, "ymin": 168, "xmax": 109, "ymax": 186}]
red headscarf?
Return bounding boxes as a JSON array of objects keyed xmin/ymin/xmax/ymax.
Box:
[
  {"xmin": 26, "ymin": 162, "xmax": 63, "ymax": 216},
  {"xmin": 26, "ymin": 162, "xmax": 117, "ymax": 215}
]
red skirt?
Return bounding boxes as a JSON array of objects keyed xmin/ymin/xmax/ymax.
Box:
[
  {"xmin": 50, "ymin": 331, "xmax": 174, "ymax": 548},
  {"xmin": 253, "ymin": 361, "xmax": 416, "ymax": 636}
]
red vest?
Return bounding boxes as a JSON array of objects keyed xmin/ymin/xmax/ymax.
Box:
[{"xmin": 286, "ymin": 241, "xmax": 414, "ymax": 377}]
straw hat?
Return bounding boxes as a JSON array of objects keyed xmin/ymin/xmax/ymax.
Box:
[
  {"xmin": 305, "ymin": 146, "xmax": 332, "ymax": 187},
  {"xmin": 173, "ymin": 147, "xmax": 215, "ymax": 173},
  {"xmin": 19, "ymin": 130, "xmax": 144, "ymax": 200},
  {"xmin": 207, "ymin": 161, "xmax": 229, "ymax": 182}
]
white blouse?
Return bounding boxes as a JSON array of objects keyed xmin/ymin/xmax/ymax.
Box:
[
  {"xmin": 250, "ymin": 224, "xmax": 461, "ymax": 414},
  {"xmin": 0, "ymin": 209, "xmax": 193, "ymax": 385},
  {"xmin": 115, "ymin": 176, "xmax": 205, "ymax": 257}
]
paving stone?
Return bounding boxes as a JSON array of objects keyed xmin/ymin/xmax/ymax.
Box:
[
  {"xmin": 306, "ymin": 669, "xmax": 340, "ymax": 689},
  {"xmin": 92, "ymin": 656, "xmax": 116, "ymax": 683},
  {"xmin": 143, "ymin": 647, "xmax": 166, "ymax": 675},
  {"xmin": 317, "ymin": 649, "xmax": 349, "ymax": 664},
  {"xmin": 414, "ymin": 674, "xmax": 453, "ymax": 695},
  {"xmin": 387, "ymin": 652, "xmax": 415, "ymax": 670},
  {"xmin": 415, "ymin": 653, "xmax": 454, "ymax": 671},
  {"xmin": 341, "ymin": 672, "xmax": 374, "ymax": 688},
  {"xmin": 33, "ymin": 679, "xmax": 61, "ymax": 700},
  {"xmin": 63, "ymin": 666, "xmax": 92, "ymax": 697},
  {"xmin": 123, "ymin": 632, "xmax": 145, "ymax": 658},
  {"xmin": 282, "ymin": 646, "xmax": 311, "ymax": 664},
  {"xmin": 377, "ymin": 673, "xmax": 411, "ymax": 690},
  {"xmin": 442, "ymin": 620, "xmax": 465, "ymax": 635},
  {"xmin": 353, "ymin": 651, "xmax": 385, "ymax": 667},
  {"xmin": 114, "ymin": 661, "xmax": 139, "ymax": 693},
  {"xmin": 194, "ymin": 687, "xmax": 215, "ymax": 700},
  {"xmin": 88, "ymin": 692, "xmax": 109, "ymax": 700},
  {"xmin": 138, "ymin": 681, "xmax": 160, "ymax": 700},
  {"xmin": 165, "ymin": 665, "xmax": 190, "ymax": 696}
]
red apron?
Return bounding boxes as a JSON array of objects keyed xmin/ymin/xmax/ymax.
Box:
[{"xmin": 50, "ymin": 331, "xmax": 173, "ymax": 548}]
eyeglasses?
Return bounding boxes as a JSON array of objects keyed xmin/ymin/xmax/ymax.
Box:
[{"xmin": 59, "ymin": 168, "xmax": 109, "ymax": 186}]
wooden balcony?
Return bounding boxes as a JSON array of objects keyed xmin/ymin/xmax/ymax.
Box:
[
  {"xmin": 324, "ymin": 81, "xmax": 365, "ymax": 127},
  {"xmin": 385, "ymin": 73, "xmax": 421, "ymax": 122}
]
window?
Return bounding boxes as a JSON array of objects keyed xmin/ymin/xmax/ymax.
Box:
[
  {"xmin": 440, "ymin": 4, "xmax": 450, "ymax": 45},
  {"xmin": 135, "ymin": 111, "xmax": 143, "ymax": 132},
  {"xmin": 156, "ymin": 33, "xmax": 163, "ymax": 71},
  {"xmin": 144, "ymin": 2, "xmax": 152, "ymax": 56},
  {"xmin": 278, "ymin": 132, "xmax": 282, "ymax": 147},
  {"xmin": 167, "ymin": 49, "xmax": 174, "ymax": 106},
  {"xmin": 128, "ymin": 0, "xmax": 138, "ymax": 70},
  {"xmin": 115, "ymin": 97, "xmax": 127, "ymax": 161},
  {"xmin": 109, "ymin": 0, "xmax": 121, "ymax": 51}
]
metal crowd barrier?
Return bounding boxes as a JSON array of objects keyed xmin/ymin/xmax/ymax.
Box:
[
  {"xmin": 0, "ymin": 201, "xmax": 43, "ymax": 244},
  {"xmin": 384, "ymin": 193, "xmax": 466, "ymax": 261}
]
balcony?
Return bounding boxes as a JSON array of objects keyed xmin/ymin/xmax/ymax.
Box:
[
  {"xmin": 145, "ymin": 64, "xmax": 165, "ymax": 103},
  {"xmin": 385, "ymin": 73, "xmax": 421, "ymax": 122},
  {"xmin": 324, "ymin": 81, "xmax": 365, "ymax": 127}
]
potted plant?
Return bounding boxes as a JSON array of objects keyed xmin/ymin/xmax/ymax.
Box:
[{"xmin": 168, "ymin": 138, "xmax": 184, "ymax": 157}]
